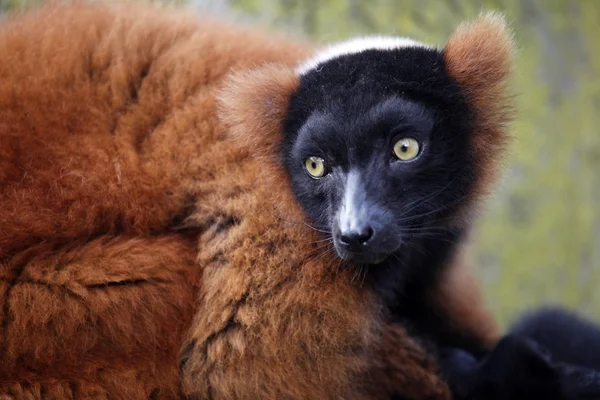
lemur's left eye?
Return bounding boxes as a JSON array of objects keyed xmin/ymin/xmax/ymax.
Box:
[
  {"xmin": 305, "ymin": 156, "xmax": 327, "ymax": 178},
  {"xmin": 393, "ymin": 138, "xmax": 420, "ymax": 161}
]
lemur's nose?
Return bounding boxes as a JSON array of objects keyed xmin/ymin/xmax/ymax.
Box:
[{"xmin": 339, "ymin": 227, "xmax": 374, "ymax": 251}]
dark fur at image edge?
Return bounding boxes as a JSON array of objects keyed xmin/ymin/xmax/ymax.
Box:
[
  {"xmin": 0, "ymin": 3, "xmax": 513, "ymax": 399},
  {"xmin": 511, "ymin": 307, "xmax": 600, "ymax": 370}
]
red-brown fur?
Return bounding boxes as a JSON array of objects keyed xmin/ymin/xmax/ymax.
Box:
[
  {"xmin": 444, "ymin": 12, "xmax": 516, "ymax": 212},
  {"xmin": 0, "ymin": 3, "xmax": 513, "ymax": 399}
]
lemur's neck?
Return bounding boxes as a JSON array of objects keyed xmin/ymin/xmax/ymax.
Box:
[
  {"xmin": 367, "ymin": 228, "xmax": 484, "ymax": 353},
  {"xmin": 368, "ymin": 228, "xmax": 464, "ymax": 304}
]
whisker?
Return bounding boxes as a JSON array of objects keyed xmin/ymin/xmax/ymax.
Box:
[
  {"xmin": 400, "ymin": 226, "xmax": 451, "ymax": 233},
  {"xmin": 359, "ymin": 264, "xmax": 369, "ymax": 286},
  {"xmin": 306, "ymin": 242, "xmax": 335, "ymax": 256},
  {"xmin": 396, "ymin": 171, "xmax": 466, "ymax": 219},
  {"xmin": 408, "ymin": 233, "xmax": 459, "ymax": 245},
  {"xmin": 313, "ymin": 247, "xmax": 337, "ymax": 264},
  {"xmin": 276, "ymin": 216, "xmax": 331, "ymax": 234},
  {"xmin": 300, "ymin": 222, "xmax": 332, "ymax": 235},
  {"xmin": 391, "ymin": 253, "xmax": 408, "ymax": 271},
  {"xmin": 305, "ymin": 237, "xmax": 334, "ymax": 245},
  {"xmin": 396, "ymin": 194, "xmax": 468, "ymax": 225},
  {"xmin": 351, "ymin": 266, "xmax": 360, "ymax": 285}
]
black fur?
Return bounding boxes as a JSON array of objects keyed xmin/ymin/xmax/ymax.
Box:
[
  {"xmin": 511, "ymin": 307, "xmax": 600, "ymax": 370},
  {"xmin": 439, "ymin": 308, "xmax": 600, "ymax": 400},
  {"xmin": 439, "ymin": 336, "xmax": 567, "ymax": 400}
]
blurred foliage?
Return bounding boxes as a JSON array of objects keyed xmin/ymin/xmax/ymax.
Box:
[
  {"xmin": 0, "ymin": 0, "xmax": 40, "ymax": 12},
  {"xmin": 2, "ymin": 0, "xmax": 600, "ymax": 327}
]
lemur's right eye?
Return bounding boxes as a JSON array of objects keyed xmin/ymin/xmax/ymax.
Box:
[
  {"xmin": 305, "ymin": 156, "xmax": 327, "ymax": 178},
  {"xmin": 393, "ymin": 138, "xmax": 420, "ymax": 161}
]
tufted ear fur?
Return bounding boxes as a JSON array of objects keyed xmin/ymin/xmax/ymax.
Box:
[
  {"xmin": 216, "ymin": 64, "xmax": 307, "ymax": 219},
  {"xmin": 444, "ymin": 12, "xmax": 516, "ymax": 200},
  {"xmin": 217, "ymin": 64, "xmax": 299, "ymax": 161}
]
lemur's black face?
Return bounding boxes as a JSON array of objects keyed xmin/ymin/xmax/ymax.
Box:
[{"xmin": 283, "ymin": 42, "xmax": 476, "ymax": 265}]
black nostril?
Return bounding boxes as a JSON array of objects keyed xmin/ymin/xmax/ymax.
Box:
[
  {"xmin": 340, "ymin": 227, "xmax": 374, "ymax": 248},
  {"xmin": 358, "ymin": 227, "xmax": 373, "ymax": 243}
]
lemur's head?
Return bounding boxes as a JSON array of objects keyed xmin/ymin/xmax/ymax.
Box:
[
  {"xmin": 283, "ymin": 38, "xmax": 477, "ymax": 264},
  {"xmin": 220, "ymin": 13, "xmax": 514, "ymax": 266}
]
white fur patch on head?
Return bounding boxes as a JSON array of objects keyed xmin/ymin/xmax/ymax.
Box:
[{"xmin": 296, "ymin": 36, "xmax": 433, "ymax": 76}]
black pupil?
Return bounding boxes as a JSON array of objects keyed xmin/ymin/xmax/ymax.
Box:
[
  {"xmin": 401, "ymin": 144, "xmax": 409, "ymax": 152},
  {"xmin": 311, "ymin": 161, "xmax": 317, "ymax": 169}
]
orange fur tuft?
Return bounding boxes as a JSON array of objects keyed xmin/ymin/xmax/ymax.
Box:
[{"xmin": 444, "ymin": 12, "xmax": 516, "ymax": 205}]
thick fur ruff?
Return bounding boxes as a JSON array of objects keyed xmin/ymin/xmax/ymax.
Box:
[{"xmin": 0, "ymin": 3, "xmax": 513, "ymax": 399}]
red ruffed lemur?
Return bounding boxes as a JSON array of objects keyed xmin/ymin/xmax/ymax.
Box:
[{"xmin": 1, "ymin": 3, "xmax": 599, "ymax": 400}]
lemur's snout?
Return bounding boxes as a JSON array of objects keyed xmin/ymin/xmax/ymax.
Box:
[
  {"xmin": 333, "ymin": 221, "xmax": 391, "ymax": 264},
  {"xmin": 339, "ymin": 226, "xmax": 374, "ymax": 252},
  {"xmin": 332, "ymin": 171, "xmax": 401, "ymax": 264},
  {"xmin": 334, "ymin": 208, "xmax": 398, "ymax": 264}
]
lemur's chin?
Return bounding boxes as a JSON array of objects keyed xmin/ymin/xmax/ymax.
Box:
[{"xmin": 334, "ymin": 246, "xmax": 390, "ymax": 265}]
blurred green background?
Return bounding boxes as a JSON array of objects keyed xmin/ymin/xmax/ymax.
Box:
[{"xmin": 2, "ymin": 0, "xmax": 599, "ymax": 327}]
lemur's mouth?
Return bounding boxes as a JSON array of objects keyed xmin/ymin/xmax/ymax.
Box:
[
  {"xmin": 331, "ymin": 223, "xmax": 402, "ymax": 265},
  {"xmin": 333, "ymin": 243, "xmax": 391, "ymax": 265}
]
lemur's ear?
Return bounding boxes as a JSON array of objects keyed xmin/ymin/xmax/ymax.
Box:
[
  {"xmin": 217, "ymin": 64, "xmax": 299, "ymax": 158},
  {"xmin": 444, "ymin": 12, "xmax": 516, "ymax": 197}
]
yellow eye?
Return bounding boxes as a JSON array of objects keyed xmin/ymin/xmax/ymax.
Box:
[
  {"xmin": 305, "ymin": 156, "xmax": 327, "ymax": 178},
  {"xmin": 393, "ymin": 138, "xmax": 420, "ymax": 161}
]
